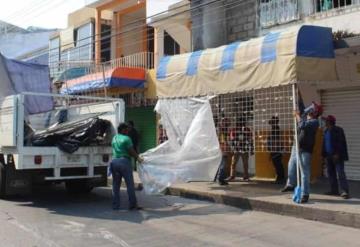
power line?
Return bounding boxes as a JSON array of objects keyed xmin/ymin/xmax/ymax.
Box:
[
  {"xmin": 47, "ymin": 0, "xmax": 236, "ymax": 60},
  {"xmin": 47, "ymin": 0, "xmax": 222, "ymax": 53},
  {"xmin": 4, "ymin": 0, "xmax": 73, "ymax": 33},
  {"xmin": 3, "ymin": 0, "xmax": 44, "ymax": 21},
  {"xmin": 47, "ymin": 0, "xmax": 255, "ymax": 66}
]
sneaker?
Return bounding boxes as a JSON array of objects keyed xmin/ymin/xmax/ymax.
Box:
[
  {"xmin": 281, "ymin": 185, "xmax": 294, "ymax": 193},
  {"xmin": 300, "ymin": 195, "xmax": 309, "ymax": 203},
  {"xmin": 340, "ymin": 192, "xmax": 350, "ymax": 199},
  {"xmin": 219, "ymin": 180, "xmax": 229, "ymax": 186},
  {"xmin": 324, "ymin": 191, "xmax": 339, "ymax": 196}
]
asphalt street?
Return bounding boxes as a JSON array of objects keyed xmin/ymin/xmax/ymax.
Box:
[{"xmin": 0, "ymin": 185, "xmax": 359, "ymax": 247}]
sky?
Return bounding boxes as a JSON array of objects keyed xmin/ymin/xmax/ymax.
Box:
[
  {"xmin": 0, "ymin": 0, "xmax": 86, "ymax": 29},
  {"xmin": 0, "ymin": 0, "xmax": 184, "ymax": 29},
  {"xmin": 147, "ymin": 0, "xmax": 183, "ymax": 18}
]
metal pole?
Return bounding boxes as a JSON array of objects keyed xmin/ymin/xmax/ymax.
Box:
[
  {"xmin": 102, "ymin": 63, "xmax": 108, "ymax": 97},
  {"xmin": 292, "ymin": 83, "xmax": 300, "ymax": 187}
]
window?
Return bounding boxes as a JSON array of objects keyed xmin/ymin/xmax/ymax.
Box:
[
  {"xmin": 49, "ymin": 37, "xmax": 60, "ymax": 78},
  {"xmin": 260, "ymin": 0, "xmax": 299, "ymax": 28},
  {"xmin": 101, "ymin": 24, "xmax": 111, "ymax": 62},
  {"xmin": 316, "ymin": 0, "xmax": 353, "ymax": 12},
  {"xmin": 164, "ymin": 31, "xmax": 180, "ymax": 56}
]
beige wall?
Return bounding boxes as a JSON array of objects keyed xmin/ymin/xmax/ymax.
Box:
[
  {"xmin": 119, "ymin": 9, "xmax": 145, "ymax": 56},
  {"xmin": 68, "ymin": 7, "xmax": 96, "ymax": 27},
  {"xmin": 68, "ymin": 7, "xmax": 113, "ymax": 28}
]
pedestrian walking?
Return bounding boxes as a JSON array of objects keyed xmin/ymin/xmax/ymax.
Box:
[
  {"xmin": 267, "ymin": 116, "xmax": 285, "ymax": 184},
  {"xmin": 110, "ymin": 123, "xmax": 143, "ymax": 210},
  {"xmin": 322, "ymin": 115, "xmax": 350, "ymax": 199},
  {"xmin": 281, "ymin": 92, "xmax": 322, "ymax": 203}
]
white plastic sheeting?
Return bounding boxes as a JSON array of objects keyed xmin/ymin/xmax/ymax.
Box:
[{"xmin": 138, "ymin": 97, "xmax": 222, "ymax": 195}]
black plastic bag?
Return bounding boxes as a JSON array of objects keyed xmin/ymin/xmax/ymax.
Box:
[{"xmin": 31, "ymin": 117, "xmax": 111, "ymax": 153}]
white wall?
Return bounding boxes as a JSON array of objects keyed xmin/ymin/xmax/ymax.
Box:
[
  {"xmin": 305, "ymin": 11, "xmax": 360, "ymax": 34},
  {"xmin": 147, "ymin": 0, "xmax": 184, "ymax": 22}
]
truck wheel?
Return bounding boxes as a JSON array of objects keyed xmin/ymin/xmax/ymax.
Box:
[
  {"xmin": 65, "ymin": 180, "xmax": 93, "ymax": 194},
  {"xmin": 0, "ymin": 162, "xmax": 7, "ymax": 198}
]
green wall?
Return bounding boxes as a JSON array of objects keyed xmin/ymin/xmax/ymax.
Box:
[{"xmin": 125, "ymin": 106, "xmax": 157, "ymax": 153}]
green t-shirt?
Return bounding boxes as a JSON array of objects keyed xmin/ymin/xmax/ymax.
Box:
[{"xmin": 112, "ymin": 134, "xmax": 133, "ymax": 159}]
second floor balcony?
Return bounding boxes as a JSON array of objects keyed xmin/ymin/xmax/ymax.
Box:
[
  {"xmin": 260, "ymin": 0, "xmax": 360, "ymax": 28},
  {"xmin": 50, "ymin": 51, "xmax": 154, "ymax": 79}
]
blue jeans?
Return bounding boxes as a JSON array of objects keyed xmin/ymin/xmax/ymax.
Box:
[
  {"xmin": 110, "ymin": 157, "xmax": 137, "ymax": 209},
  {"xmin": 326, "ymin": 156, "xmax": 349, "ymax": 194},
  {"xmin": 287, "ymin": 145, "xmax": 312, "ymax": 196}
]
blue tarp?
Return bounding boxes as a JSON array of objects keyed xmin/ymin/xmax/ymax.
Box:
[{"xmin": 0, "ymin": 53, "xmax": 53, "ymax": 114}]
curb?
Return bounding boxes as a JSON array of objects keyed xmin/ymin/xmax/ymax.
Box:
[
  {"xmin": 165, "ymin": 186, "xmax": 360, "ymax": 229},
  {"xmin": 110, "ymin": 179, "xmax": 360, "ymax": 229}
]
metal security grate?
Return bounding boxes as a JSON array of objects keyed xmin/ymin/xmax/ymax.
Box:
[{"xmin": 211, "ymin": 85, "xmax": 295, "ymax": 154}]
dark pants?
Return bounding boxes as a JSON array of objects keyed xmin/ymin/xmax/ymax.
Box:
[
  {"xmin": 326, "ymin": 156, "xmax": 349, "ymax": 194},
  {"xmin": 218, "ymin": 155, "xmax": 227, "ymax": 183},
  {"xmin": 270, "ymin": 153, "xmax": 285, "ymax": 180},
  {"xmin": 110, "ymin": 157, "xmax": 137, "ymax": 209}
]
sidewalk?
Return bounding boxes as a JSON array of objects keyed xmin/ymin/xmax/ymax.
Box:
[{"xmin": 128, "ymin": 173, "xmax": 360, "ymax": 229}]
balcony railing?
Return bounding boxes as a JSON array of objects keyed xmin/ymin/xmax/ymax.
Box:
[
  {"xmin": 50, "ymin": 52, "xmax": 154, "ymax": 79},
  {"xmin": 311, "ymin": 0, "xmax": 360, "ymax": 15},
  {"xmin": 260, "ymin": 0, "xmax": 360, "ymax": 28},
  {"xmin": 260, "ymin": 0, "xmax": 299, "ymax": 28},
  {"xmin": 103, "ymin": 52, "xmax": 154, "ymax": 71}
]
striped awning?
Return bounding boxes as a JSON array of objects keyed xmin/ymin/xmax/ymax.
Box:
[
  {"xmin": 61, "ymin": 67, "xmax": 146, "ymax": 94},
  {"xmin": 156, "ymin": 25, "xmax": 338, "ymax": 98}
]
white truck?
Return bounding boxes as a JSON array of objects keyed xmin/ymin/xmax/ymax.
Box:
[{"xmin": 0, "ymin": 92, "xmax": 124, "ymax": 197}]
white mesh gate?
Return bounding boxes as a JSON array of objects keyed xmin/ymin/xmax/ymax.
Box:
[{"xmin": 211, "ymin": 84, "xmax": 295, "ymax": 154}]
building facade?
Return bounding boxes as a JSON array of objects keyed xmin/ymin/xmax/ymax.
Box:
[{"xmin": 155, "ymin": 0, "xmax": 360, "ymax": 180}]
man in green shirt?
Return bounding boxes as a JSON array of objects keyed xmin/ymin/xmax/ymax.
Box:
[{"xmin": 110, "ymin": 123, "xmax": 143, "ymax": 210}]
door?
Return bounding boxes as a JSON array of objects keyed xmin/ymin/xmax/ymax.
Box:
[
  {"xmin": 125, "ymin": 106, "xmax": 157, "ymax": 153},
  {"xmin": 321, "ymin": 88, "xmax": 360, "ymax": 180}
]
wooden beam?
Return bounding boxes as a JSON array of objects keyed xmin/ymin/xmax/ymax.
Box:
[
  {"xmin": 116, "ymin": 1, "xmax": 145, "ymax": 15},
  {"xmin": 95, "ymin": 8, "xmax": 102, "ymax": 64}
]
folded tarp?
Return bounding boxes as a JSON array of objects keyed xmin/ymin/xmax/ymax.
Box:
[
  {"xmin": 61, "ymin": 67, "xmax": 146, "ymax": 94},
  {"xmin": 156, "ymin": 25, "xmax": 338, "ymax": 98},
  {"xmin": 0, "ymin": 53, "xmax": 53, "ymax": 114}
]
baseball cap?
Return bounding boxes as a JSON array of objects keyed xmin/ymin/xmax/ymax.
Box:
[{"xmin": 322, "ymin": 115, "xmax": 336, "ymax": 124}]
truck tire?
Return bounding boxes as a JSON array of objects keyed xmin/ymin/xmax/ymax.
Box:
[
  {"xmin": 65, "ymin": 180, "xmax": 93, "ymax": 194},
  {"xmin": 0, "ymin": 162, "xmax": 7, "ymax": 198}
]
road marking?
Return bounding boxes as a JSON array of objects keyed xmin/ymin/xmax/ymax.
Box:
[
  {"xmin": 99, "ymin": 228, "xmax": 131, "ymax": 247},
  {"xmin": 3, "ymin": 211, "xmax": 61, "ymax": 247}
]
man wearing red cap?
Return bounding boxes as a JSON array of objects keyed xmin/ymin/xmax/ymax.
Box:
[{"xmin": 322, "ymin": 115, "xmax": 350, "ymax": 199}]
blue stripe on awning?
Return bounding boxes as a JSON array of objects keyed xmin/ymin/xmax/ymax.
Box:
[
  {"xmin": 157, "ymin": 56, "xmax": 172, "ymax": 79},
  {"xmin": 261, "ymin": 32, "xmax": 281, "ymax": 63},
  {"xmin": 60, "ymin": 77, "xmax": 145, "ymax": 95},
  {"xmin": 186, "ymin": 50, "xmax": 203, "ymax": 76},
  {"xmin": 220, "ymin": 41, "xmax": 241, "ymax": 71}
]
